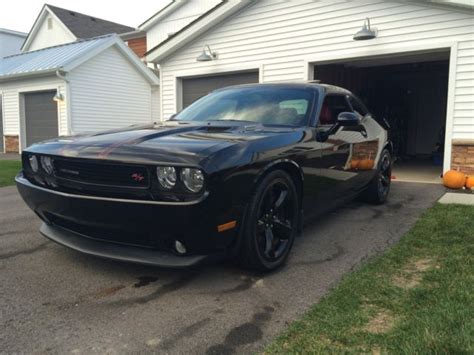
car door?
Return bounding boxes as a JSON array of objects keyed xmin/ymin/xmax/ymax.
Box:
[
  {"xmin": 347, "ymin": 94, "xmax": 385, "ymax": 190},
  {"xmin": 314, "ymin": 93, "xmax": 378, "ymax": 204}
]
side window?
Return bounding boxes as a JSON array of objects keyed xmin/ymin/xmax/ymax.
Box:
[
  {"xmin": 349, "ymin": 96, "xmax": 368, "ymax": 116},
  {"xmin": 318, "ymin": 95, "xmax": 352, "ymax": 125}
]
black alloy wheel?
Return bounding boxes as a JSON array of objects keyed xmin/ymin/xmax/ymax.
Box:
[{"xmin": 239, "ymin": 170, "xmax": 299, "ymax": 271}]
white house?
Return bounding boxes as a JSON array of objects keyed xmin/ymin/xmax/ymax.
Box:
[
  {"xmin": 145, "ymin": 0, "xmax": 474, "ymax": 176},
  {"xmin": 0, "ymin": 28, "xmax": 27, "ymax": 57},
  {"xmin": 0, "ymin": 35, "xmax": 159, "ymax": 153},
  {"xmin": 139, "ymin": 0, "xmax": 221, "ymax": 53}
]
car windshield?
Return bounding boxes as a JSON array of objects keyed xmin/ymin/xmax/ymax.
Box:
[{"xmin": 173, "ymin": 87, "xmax": 316, "ymax": 127}]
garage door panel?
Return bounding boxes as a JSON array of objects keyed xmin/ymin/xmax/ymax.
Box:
[
  {"xmin": 182, "ymin": 71, "xmax": 259, "ymax": 108},
  {"xmin": 24, "ymin": 91, "xmax": 58, "ymax": 147}
]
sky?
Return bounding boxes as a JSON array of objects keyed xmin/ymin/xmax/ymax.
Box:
[{"xmin": 1, "ymin": 0, "xmax": 172, "ymax": 33}]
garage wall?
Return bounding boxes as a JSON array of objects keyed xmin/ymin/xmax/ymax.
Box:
[
  {"xmin": 159, "ymin": 0, "xmax": 474, "ymax": 136},
  {"xmin": 69, "ymin": 46, "xmax": 153, "ymax": 133},
  {"xmin": 0, "ymin": 76, "xmax": 67, "ymax": 138}
]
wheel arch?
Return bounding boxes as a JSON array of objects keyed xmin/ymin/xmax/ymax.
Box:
[{"xmin": 253, "ymin": 159, "xmax": 304, "ymax": 207}]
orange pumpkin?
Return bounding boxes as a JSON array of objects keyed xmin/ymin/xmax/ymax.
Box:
[
  {"xmin": 443, "ymin": 170, "xmax": 466, "ymax": 189},
  {"xmin": 359, "ymin": 159, "xmax": 375, "ymax": 170},
  {"xmin": 350, "ymin": 160, "xmax": 360, "ymax": 170},
  {"xmin": 465, "ymin": 175, "xmax": 474, "ymax": 190}
]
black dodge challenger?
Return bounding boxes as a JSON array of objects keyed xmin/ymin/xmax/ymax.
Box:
[{"xmin": 16, "ymin": 83, "xmax": 392, "ymax": 271}]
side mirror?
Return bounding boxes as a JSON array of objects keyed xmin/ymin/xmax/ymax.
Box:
[{"xmin": 337, "ymin": 112, "xmax": 361, "ymax": 126}]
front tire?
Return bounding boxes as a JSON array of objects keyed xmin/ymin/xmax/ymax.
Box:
[{"xmin": 238, "ymin": 170, "xmax": 299, "ymax": 272}]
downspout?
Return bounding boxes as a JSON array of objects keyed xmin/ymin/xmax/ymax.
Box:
[{"xmin": 55, "ymin": 70, "xmax": 73, "ymax": 136}]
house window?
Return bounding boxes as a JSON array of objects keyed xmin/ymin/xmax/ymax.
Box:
[{"xmin": 47, "ymin": 18, "xmax": 53, "ymax": 30}]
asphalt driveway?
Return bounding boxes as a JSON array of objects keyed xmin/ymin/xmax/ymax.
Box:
[{"xmin": 0, "ymin": 182, "xmax": 444, "ymax": 354}]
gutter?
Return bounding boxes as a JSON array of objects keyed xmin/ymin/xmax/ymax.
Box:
[{"xmin": 0, "ymin": 68, "xmax": 59, "ymax": 82}]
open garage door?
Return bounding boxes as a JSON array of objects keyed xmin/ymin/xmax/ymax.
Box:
[
  {"xmin": 314, "ymin": 51, "xmax": 449, "ymax": 183},
  {"xmin": 182, "ymin": 71, "xmax": 259, "ymax": 108},
  {"xmin": 24, "ymin": 91, "xmax": 58, "ymax": 147}
]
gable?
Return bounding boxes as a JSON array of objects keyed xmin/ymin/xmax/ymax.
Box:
[
  {"xmin": 23, "ymin": 8, "xmax": 76, "ymax": 52},
  {"xmin": 145, "ymin": 0, "xmax": 221, "ymax": 50},
  {"xmin": 22, "ymin": 5, "xmax": 136, "ymax": 53}
]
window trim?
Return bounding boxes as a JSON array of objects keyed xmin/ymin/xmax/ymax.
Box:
[{"xmin": 316, "ymin": 93, "xmax": 352, "ymax": 127}]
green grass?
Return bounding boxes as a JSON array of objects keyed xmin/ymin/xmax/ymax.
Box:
[
  {"xmin": 266, "ymin": 204, "xmax": 474, "ymax": 354},
  {"xmin": 0, "ymin": 160, "xmax": 22, "ymax": 187}
]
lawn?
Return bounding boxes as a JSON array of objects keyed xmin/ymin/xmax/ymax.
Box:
[
  {"xmin": 0, "ymin": 160, "xmax": 22, "ymax": 187},
  {"xmin": 266, "ymin": 204, "xmax": 474, "ymax": 354}
]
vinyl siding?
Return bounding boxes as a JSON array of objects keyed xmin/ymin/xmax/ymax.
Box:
[
  {"xmin": 151, "ymin": 86, "xmax": 161, "ymax": 122},
  {"xmin": 145, "ymin": 0, "xmax": 221, "ymax": 50},
  {"xmin": 159, "ymin": 0, "xmax": 474, "ymax": 141},
  {"xmin": 0, "ymin": 32, "xmax": 26, "ymax": 57},
  {"xmin": 26, "ymin": 14, "xmax": 76, "ymax": 51},
  {"xmin": 0, "ymin": 76, "xmax": 67, "ymax": 137},
  {"xmin": 454, "ymin": 40, "xmax": 474, "ymax": 140},
  {"xmin": 68, "ymin": 46, "xmax": 153, "ymax": 133}
]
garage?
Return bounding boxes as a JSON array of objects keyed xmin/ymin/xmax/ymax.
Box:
[
  {"xmin": 23, "ymin": 91, "xmax": 58, "ymax": 147},
  {"xmin": 314, "ymin": 50, "xmax": 450, "ymax": 183},
  {"xmin": 0, "ymin": 34, "xmax": 159, "ymax": 153},
  {"xmin": 182, "ymin": 71, "xmax": 259, "ymax": 108}
]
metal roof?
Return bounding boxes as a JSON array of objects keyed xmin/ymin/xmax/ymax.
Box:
[{"xmin": 0, "ymin": 35, "xmax": 115, "ymax": 79}]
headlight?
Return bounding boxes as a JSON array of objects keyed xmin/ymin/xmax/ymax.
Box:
[
  {"xmin": 40, "ymin": 156, "xmax": 54, "ymax": 175},
  {"xmin": 157, "ymin": 166, "xmax": 177, "ymax": 189},
  {"xmin": 28, "ymin": 155, "xmax": 39, "ymax": 173},
  {"xmin": 180, "ymin": 168, "xmax": 204, "ymax": 193}
]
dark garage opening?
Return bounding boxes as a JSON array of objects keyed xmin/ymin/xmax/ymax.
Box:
[{"xmin": 314, "ymin": 51, "xmax": 449, "ymax": 183}]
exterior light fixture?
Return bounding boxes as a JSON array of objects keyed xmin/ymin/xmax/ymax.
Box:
[
  {"xmin": 53, "ymin": 92, "xmax": 64, "ymax": 102},
  {"xmin": 196, "ymin": 45, "xmax": 217, "ymax": 62},
  {"xmin": 353, "ymin": 18, "xmax": 377, "ymax": 41}
]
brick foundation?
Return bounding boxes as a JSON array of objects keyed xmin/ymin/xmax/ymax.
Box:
[
  {"xmin": 451, "ymin": 141, "xmax": 474, "ymax": 175},
  {"xmin": 4, "ymin": 135, "xmax": 19, "ymax": 153}
]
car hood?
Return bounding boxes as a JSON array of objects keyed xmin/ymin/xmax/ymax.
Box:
[{"xmin": 24, "ymin": 121, "xmax": 305, "ymax": 170}]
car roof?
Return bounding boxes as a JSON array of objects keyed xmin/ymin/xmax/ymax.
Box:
[{"xmin": 213, "ymin": 81, "xmax": 352, "ymax": 95}]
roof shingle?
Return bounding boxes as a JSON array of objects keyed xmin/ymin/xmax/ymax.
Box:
[{"xmin": 47, "ymin": 4, "xmax": 136, "ymax": 38}]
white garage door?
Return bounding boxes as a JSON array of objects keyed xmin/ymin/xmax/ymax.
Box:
[
  {"xmin": 24, "ymin": 91, "xmax": 58, "ymax": 147},
  {"xmin": 182, "ymin": 71, "xmax": 259, "ymax": 108}
]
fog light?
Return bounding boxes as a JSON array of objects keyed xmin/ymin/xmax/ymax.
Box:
[{"xmin": 174, "ymin": 240, "xmax": 187, "ymax": 255}]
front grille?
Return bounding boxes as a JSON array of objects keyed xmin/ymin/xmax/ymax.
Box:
[
  {"xmin": 48, "ymin": 214, "xmax": 171, "ymax": 250},
  {"xmin": 54, "ymin": 158, "xmax": 150, "ymax": 189}
]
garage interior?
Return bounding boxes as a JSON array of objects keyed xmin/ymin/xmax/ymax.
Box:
[{"xmin": 314, "ymin": 50, "xmax": 450, "ymax": 184}]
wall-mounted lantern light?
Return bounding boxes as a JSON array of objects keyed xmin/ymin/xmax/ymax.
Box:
[
  {"xmin": 196, "ymin": 45, "xmax": 218, "ymax": 62},
  {"xmin": 353, "ymin": 18, "xmax": 377, "ymax": 41},
  {"xmin": 53, "ymin": 92, "xmax": 64, "ymax": 102}
]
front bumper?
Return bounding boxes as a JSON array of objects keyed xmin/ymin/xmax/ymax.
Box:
[
  {"xmin": 16, "ymin": 174, "xmax": 242, "ymax": 267},
  {"xmin": 40, "ymin": 223, "xmax": 208, "ymax": 267}
]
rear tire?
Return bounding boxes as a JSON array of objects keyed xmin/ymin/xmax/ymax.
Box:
[
  {"xmin": 238, "ymin": 170, "xmax": 299, "ymax": 272},
  {"xmin": 362, "ymin": 149, "xmax": 392, "ymax": 204}
]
